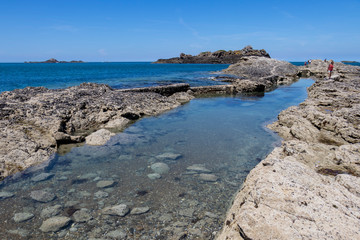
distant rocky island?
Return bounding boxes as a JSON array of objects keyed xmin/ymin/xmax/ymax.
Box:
[
  {"xmin": 341, "ymin": 60, "xmax": 359, "ymax": 63},
  {"xmin": 153, "ymin": 45, "xmax": 270, "ymax": 64},
  {"xmin": 25, "ymin": 58, "xmax": 84, "ymax": 63}
]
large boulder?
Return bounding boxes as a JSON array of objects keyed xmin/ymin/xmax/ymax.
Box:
[{"xmin": 223, "ymin": 56, "xmax": 299, "ymax": 90}]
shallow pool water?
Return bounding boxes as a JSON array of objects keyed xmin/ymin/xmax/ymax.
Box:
[{"xmin": 0, "ymin": 79, "xmax": 314, "ymax": 239}]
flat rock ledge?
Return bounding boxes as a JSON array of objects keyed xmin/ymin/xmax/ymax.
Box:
[{"xmin": 217, "ymin": 61, "xmax": 360, "ymax": 239}]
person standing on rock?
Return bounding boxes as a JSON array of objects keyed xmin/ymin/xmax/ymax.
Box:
[{"xmin": 327, "ymin": 60, "xmax": 334, "ymax": 79}]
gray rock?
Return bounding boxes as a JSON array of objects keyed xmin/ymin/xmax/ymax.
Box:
[
  {"xmin": 147, "ymin": 173, "xmax": 161, "ymax": 180},
  {"xmin": 31, "ymin": 172, "xmax": 54, "ymax": 182},
  {"xmin": 186, "ymin": 164, "xmax": 211, "ymax": 173},
  {"xmin": 199, "ymin": 173, "xmax": 218, "ymax": 182},
  {"xmin": 7, "ymin": 229, "xmax": 29, "ymax": 237},
  {"xmin": 39, "ymin": 216, "xmax": 71, "ymax": 232},
  {"xmin": 0, "ymin": 191, "xmax": 14, "ymax": 199},
  {"xmin": 106, "ymin": 229, "xmax": 127, "ymax": 239},
  {"xmin": 156, "ymin": 152, "xmax": 182, "ymax": 160},
  {"xmin": 151, "ymin": 162, "xmax": 170, "ymax": 174},
  {"xmin": 96, "ymin": 180, "xmax": 115, "ymax": 188},
  {"xmin": 40, "ymin": 205, "xmax": 62, "ymax": 218},
  {"xmin": 30, "ymin": 190, "xmax": 56, "ymax": 203},
  {"xmin": 130, "ymin": 207, "xmax": 150, "ymax": 215},
  {"xmin": 94, "ymin": 190, "xmax": 109, "ymax": 199},
  {"xmin": 73, "ymin": 208, "xmax": 92, "ymax": 223},
  {"xmin": 13, "ymin": 212, "xmax": 34, "ymax": 223},
  {"xmin": 102, "ymin": 204, "xmax": 129, "ymax": 217}
]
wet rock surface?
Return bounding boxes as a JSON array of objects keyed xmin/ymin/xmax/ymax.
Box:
[{"xmin": 218, "ymin": 61, "xmax": 360, "ymax": 240}]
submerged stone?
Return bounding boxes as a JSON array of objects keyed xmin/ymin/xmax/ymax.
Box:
[
  {"xmin": 147, "ymin": 173, "xmax": 161, "ymax": 180},
  {"xmin": 31, "ymin": 172, "xmax": 54, "ymax": 182},
  {"xmin": 156, "ymin": 152, "xmax": 182, "ymax": 160},
  {"xmin": 106, "ymin": 229, "xmax": 127, "ymax": 239},
  {"xmin": 13, "ymin": 212, "xmax": 34, "ymax": 223},
  {"xmin": 151, "ymin": 162, "xmax": 170, "ymax": 174},
  {"xmin": 40, "ymin": 205, "xmax": 62, "ymax": 219},
  {"xmin": 30, "ymin": 190, "xmax": 56, "ymax": 203},
  {"xmin": 96, "ymin": 180, "xmax": 115, "ymax": 188},
  {"xmin": 39, "ymin": 216, "xmax": 71, "ymax": 233},
  {"xmin": 102, "ymin": 204, "xmax": 130, "ymax": 217},
  {"xmin": 0, "ymin": 191, "xmax": 14, "ymax": 199},
  {"xmin": 73, "ymin": 208, "xmax": 92, "ymax": 223},
  {"xmin": 130, "ymin": 207, "xmax": 150, "ymax": 215},
  {"xmin": 199, "ymin": 173, "xmax": 218, "ymax": 182},
  {"xmin": 186, "ymin": 164, "xmax": 211, "ymax": 173}
]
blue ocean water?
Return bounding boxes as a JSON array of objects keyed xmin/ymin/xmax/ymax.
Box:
[{"xmin": 0, "ymin": 62, "xmax": 229, "ymax": 92}]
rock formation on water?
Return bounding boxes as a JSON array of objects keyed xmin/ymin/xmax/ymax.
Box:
[
  {"xmin": 217, "ymin": 60, "xmax": 360, "ymax": 240},
  {"xmin": 153, "ymin": 45, "xmax": 270, "ymax": 64},
  {"xmin": 25, "ymin": 58, "xmax": 84, "ymax": 63}
]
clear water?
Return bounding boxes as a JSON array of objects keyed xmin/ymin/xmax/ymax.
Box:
[
  {"xmin": 0, "ymin": 62, "xmax": 229, "ymax": 92},
  {"xmin": 0, "ymin": 79, "xmax": 314, "ymax": 239}
]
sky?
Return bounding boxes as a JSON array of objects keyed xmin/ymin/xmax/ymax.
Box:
[{"xmin": 0, "ymin": 0, "xmax": 359, "ymax": 62}]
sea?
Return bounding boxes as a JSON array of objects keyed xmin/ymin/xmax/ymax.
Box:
[
  {"xmin": 0, "ymin": 62, "xmax": 314, "ymax": 239},
  {"xmin": 0, "ymin": 62, "xmax": 230, "ymax": 93}
]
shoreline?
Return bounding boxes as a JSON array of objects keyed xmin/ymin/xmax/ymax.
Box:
[
  {"xmin": 1, "ymin": 57, "xmax": 359, "ymax": 239},
  {"xmin": 217, "ymin": 60, "xmax": 360, "ymax": 239}
]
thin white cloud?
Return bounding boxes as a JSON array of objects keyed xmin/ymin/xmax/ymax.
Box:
[
  {"xmin": 98, "ymin": 48, "xmax": 107, "ymax": 56},
  {"xmin": 178, "ymin": 17, "xmax": 209, "ymax": 41}
]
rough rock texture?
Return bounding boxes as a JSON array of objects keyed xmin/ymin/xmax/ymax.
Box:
[
  {"xmin": 223, "ymin": 56, "xmax": 299, "ymax": 91},
  {"xmin": 217, "ymin": 62, "xmax": 360, "ymax": 239},
  {"xmin": 0, "ymin": 83, "xmax": 188, "ymax": 180},
  {"xmin": 154, "ymin": 46, "xmax": 270, "ymax": 64}
]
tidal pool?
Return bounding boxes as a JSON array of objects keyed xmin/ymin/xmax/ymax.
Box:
[{"xmin": 0, "ymin": 79, "xmax": 314, "ymax": 239}]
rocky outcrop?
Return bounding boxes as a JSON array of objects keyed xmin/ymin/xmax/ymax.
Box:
[
  {"xmin": 0, "ymin": 83, "xmax": 188, "ymax": 180},
  {"xmin": 222, "ymin": 56, "xmax": 300, "ymax": 91},
  {"xmin": 153, "ymin": 46, "xmax": 270, "ymax": 64},
  {"xmin": 25, "ymin": 58, "xmax": 84, "ymax": 63},
  {"xmin": 217, "ymin": 62, "xmax": 360, "ymax": 239}
]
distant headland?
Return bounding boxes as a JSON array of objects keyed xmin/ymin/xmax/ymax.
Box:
[
  {"xmin": 153, "ymin": 45, "xmax": 270, "ymax": 64},
  {"xmin": 25, "ymin": 58, "xmax": 84, "ymax": 63}
]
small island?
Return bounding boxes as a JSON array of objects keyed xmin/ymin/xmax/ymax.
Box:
[
  {"xmin": 25, "ymin": 58, "xmax": 84, "ymax": 63},
  {"xmin": 153, "ymin": 45, "xmax": 270, "ymax": 64}
]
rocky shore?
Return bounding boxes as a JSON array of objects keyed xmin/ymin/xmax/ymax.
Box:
[
  {"xmin": 1, "ymin": 56, "xmax": 359, "ymax": 239},
  {"xmin": 153, "ymin": 46, "xmax": 270, "ymax": 64},
  {"xmin": 217, "ymin": 60, "xmax": 360, "ymax": 239}
]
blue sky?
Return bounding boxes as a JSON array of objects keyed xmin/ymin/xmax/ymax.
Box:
[{"xmin": 0, "ymin": 0, "xmax": 359, "ymax": 62}]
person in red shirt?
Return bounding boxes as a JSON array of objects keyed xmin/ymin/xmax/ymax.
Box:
[{"xmin": 327, "ymin": 60, "xmax": 334, "ymax": 79}]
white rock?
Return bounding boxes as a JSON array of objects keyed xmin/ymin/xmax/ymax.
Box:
[{"xmin": 85, "ymin": 129, "xmax": 115, "ymax": 146}]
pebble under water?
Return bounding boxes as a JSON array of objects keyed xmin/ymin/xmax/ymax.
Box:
[{"xmin": 0, "ymin": 79, "xmax": 314, "ymax": 239}]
